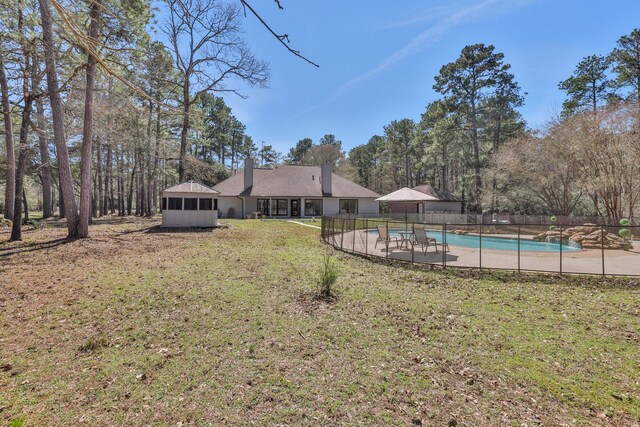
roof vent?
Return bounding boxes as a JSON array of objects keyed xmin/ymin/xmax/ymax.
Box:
[{"xmin": 312, "ymin": 174, "xmax": 315, "ymax": 180}]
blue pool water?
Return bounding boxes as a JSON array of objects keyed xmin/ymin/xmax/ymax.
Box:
[{"xmin": 371, "ymin": 229, "xmax": 581, "ymax": 252}]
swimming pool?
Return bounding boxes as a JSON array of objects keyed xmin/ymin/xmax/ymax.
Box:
[{"xmin": 372, "ymin": 229, "xmax": 581, "ymax": 252}]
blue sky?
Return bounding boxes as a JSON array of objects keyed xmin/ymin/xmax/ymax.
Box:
[{"xmin": 217, "ymin": 0, "xmax": 640, "ymax": 155}]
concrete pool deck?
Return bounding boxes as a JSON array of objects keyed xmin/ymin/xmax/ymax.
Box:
[{"xmin": 328, "ymin": 229, "xmax": 640, "ymax": 276}]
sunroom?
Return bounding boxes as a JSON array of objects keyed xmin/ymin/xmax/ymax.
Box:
[{"xmin": 161, "ymin": 182, "xmax": 219, "ymax": 227}]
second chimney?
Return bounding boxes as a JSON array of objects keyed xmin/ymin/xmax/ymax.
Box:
[
  {"xmin": 244, "ymin": 157, "xmax": 254, "ymax": 191},
  {"xmin": 321, "ymin": 161, "xmax": 332, "ymax": 195}
]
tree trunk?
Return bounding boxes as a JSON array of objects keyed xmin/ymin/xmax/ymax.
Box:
[
  {"xmin": 441, "ymin": 139, "xmax": 447, "ymax": 193},
  {"xmin": 470, "ymin": 96, "xmax": 481, "ymax": 213},
  {"xmin": 404, "ymin": 138, "xmax": 409, "ymax": 188},
  {"xmin": 154, "ymin": 107, "xmax": 161, "ymax": 210},
  {"xmin": 592, "ymin": 80, "xmax": 597, "ymax": 116},
  {"xmin": 178, "ymin": 81, "xmax": 190, "ymax": 182},
  {"xmin": 117, "ymin": 148, "xmax": 125, "ymax": 215},
  {"xmin": 77, "ymin": 0, "xmax": 101, "ymax": 238},
  {"xmin": 35, "ymin": 91, "xmax": 53, "ymax": 218},
  {"xmin": 11, "ymin": 6, "xmax": 33, "ymax": 241},
  {"xmin": 146, "ymin": 100, "xmax": 153, "ymax": 215},
  {"xmin": 58, "ymin": 177, "xmax": 65, "ymax": 218},
  {"xmin": 10, "ymin": 95, "xmax": 33, "ymax": 241},
  {"xmin": 147, "ymin": 103, "xmax": 162, "ymax": 213},
  {"xmin": 96, "ymin": 137, "xmax": 103, "ymax": 216},
  {"xmin": 92, "ymin": 172, "xmax": 98, "ymax": 218},
  {"xmin": 231, "ymin": 132, "xmax": 237, "ymax": 172},
  {"xmin": 127, "ymin": 150, "xmax": 137, "ymax": 215},
  {"xmin": 22, "ymin": 188, "xmax": 29, "ymax": 223},
  {"xmin": 135, "ymin": 148, "xmax": 144, "ymax": 216},
  {"xmin": 0, "ymin": 54, "xmax": 15, "ymax": 221},
  {"xmin": 38, "ymin": 0, "xmax": 79, "ymax": 237},
  {"xmin": 105, "ymin": 143, "xmax": 112, "ymax": 215},
  {"xmin": 491, "ymin": 114, "xmax": 503, "ymax": 213}
]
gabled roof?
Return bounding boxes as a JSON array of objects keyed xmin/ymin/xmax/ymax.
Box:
[
  {"xmin": 163, "ymin": 182, "xmax": 219, "ymax": 194},
  {"xmin": 213, "ymin": 165, "xmax": 380, "ymax": 198},
  {"xmin": 413, "ymin": 184, "xmax": 462, "ymax": 202},
  {"xmin": 377, "ymin": 187, "xmax": 439, "ymax": 202}
]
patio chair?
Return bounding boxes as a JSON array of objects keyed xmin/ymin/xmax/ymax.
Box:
[
  {"xmin": 413, "ymin": 227, "xmax": 438, "ymax": 254},
  {"xmin": 375, "ymin": 225, "xmax": 400, "ymax": 250}
]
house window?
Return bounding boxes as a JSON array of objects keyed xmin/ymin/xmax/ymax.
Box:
[
  {"xmin": 257, "ymin": 199, "xmax": 269, "ymax": 216},
  {"xmin": 257, "ymin": 199, "xmax": 288, "ymax": 216},
  {"xmin": 304, "ymin": 199, "xmax": 323, "ymax": 216},
  {"xmin": 162, "ymin": 197, "xmax": 167, "ymax": 210},
  {"xmin": 168, "ymin": 197, "xmax": 182, "ymax": 210},
  {"xmin": 184, "ymin": 198, "xmax": 198, "ymax": 210},
  {"xmin": 199, "ymin": 198, "xmax": 213, "ymax": 211},
  {"xmin": 275, "ymin": 199, "xmax": 288, "ymax": 216},
  {"xmin": 339, "ymin": 199, "xmax": 358, "ymax": 214},
  {"xmin": 214, "ymin": 199, "xmax": 218, "ymax": 211}
]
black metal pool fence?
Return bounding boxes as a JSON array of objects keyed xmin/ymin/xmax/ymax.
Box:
[{"xmin": 320, "ymin": 216, "xmax": 640, "ymax": 277}]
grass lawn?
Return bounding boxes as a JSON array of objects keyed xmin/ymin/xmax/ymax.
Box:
[{"xmin": 0, "ymin": 217, "xmax": 639, "ymax": 426}]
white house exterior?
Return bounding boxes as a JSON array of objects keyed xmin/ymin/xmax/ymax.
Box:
[
  {"xmin": 213, "ymin": 159, "xmax": 380, "ymax": 218},
  {"xmin": 161, "ymin": 182, "xmax": 219, "ymax": 227}
]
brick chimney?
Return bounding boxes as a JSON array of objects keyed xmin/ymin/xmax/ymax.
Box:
[
  {"xmin": 244, "ymin": 157, "xmax": 254, "ymax": 191},
  {"xmin": 321, "ymin": 161, "xmax": 332, "ymax": 195}
]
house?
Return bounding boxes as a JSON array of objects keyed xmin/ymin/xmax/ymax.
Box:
[
  {"xmin": 388, "ymin": 184, "xmax": 463, "ymax": 214},
  {"xmin": 161, "ymin": 182, "xmax": 219, "ymax": 227},
  {"xmin": 213, "ymin": 158, "xmax": 380, "ymax": 218}
]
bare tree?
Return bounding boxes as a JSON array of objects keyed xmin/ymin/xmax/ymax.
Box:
[
  {"xmin": 488, "ymin": 103, "xmax": 640, "ymax": 219},
  {"xmin": 488, "ymin": 129, "xmax": 584, "ymax": 216},
  {"xmin": 162, "ymin": 0, "xmax": 269, "ymax": 182}
]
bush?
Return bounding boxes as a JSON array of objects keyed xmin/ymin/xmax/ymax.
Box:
[{"xmin": 317, "ymin": 254, "xmax": 338, "ymax": 299}]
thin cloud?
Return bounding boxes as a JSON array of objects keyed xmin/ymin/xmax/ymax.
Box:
[
  {"xmin": 291, "ymin": 0, "xmax": 500, "ymax": 120},
  {"xmin": 342, "ymin": 0, "xmax": 497, "ymax": 92},
  {"xmin": 382, "ymin": 4, "xmax": 461, "ymax": 30}
]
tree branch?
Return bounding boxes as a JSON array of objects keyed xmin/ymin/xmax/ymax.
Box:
[{"xmin": 239, "ymin": 0, "xmax": 319, "ymax": 67}]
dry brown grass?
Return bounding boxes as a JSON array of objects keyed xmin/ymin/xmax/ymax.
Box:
[{"xmin": 0, "ymin": 216, "xmax": 638, "ymax": 426}]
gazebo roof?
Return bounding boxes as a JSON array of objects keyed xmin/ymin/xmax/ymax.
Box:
[
  {"xmin": 376, "ymin": 187, "xmax": 439, "ymax": 202},
  {"xmin": 163, "ymin": 182, "xmax": 219, "ymax": 194},
  {"xmin": 413, "ymin": 184, "xmax": 462, "ymax": 202}
]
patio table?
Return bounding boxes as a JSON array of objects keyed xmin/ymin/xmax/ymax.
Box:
[{"xmin": 399, "ymin": 232, "xmax": 415, "ymax": 250}]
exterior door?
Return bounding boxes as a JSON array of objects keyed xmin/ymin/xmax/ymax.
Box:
[{"xmin": 291, "ymin": 199, "xmax": 300, "ymax": 217}]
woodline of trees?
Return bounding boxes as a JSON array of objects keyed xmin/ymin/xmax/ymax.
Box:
[
  {"xmin": 346, "ymin": 30, "xmax": 640, "ymax": 218},
  {"xmin": 285, "ymin": 134, "xmax": 352, "ymax": 174},
  {"xmin": 1, "ymin": 1, "xmax": 639, "ymax": 243},
  {"xmin": 0, "ymin": 0, "xmax": 288, "ymax": 241},
  {"xmin": 348, "ymin": 43, "xmax": 525, "ymax": 211},
  {"xmin": 485, "ymin": 103, "xmax": 640, "ymax": 221}
]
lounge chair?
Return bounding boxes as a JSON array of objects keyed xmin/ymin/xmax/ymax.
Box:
[
  {"xmin": 413, "ymin": 227, "xmax": 438, "ymax": 253},
  {"xmin": 375, "ymin": 225, "xmax": 399, "ymax": 250}
]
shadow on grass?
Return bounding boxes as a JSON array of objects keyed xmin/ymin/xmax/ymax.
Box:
[
  {"xmin": 91, "ymin": 215, "xmax": 159, "ymax": 226},
  {"xmin": 144, "ymin": 225, "xmax": 226, "ymax": 234},
  {"xmin": 0, "ymin": 237, "xmax": 70, "ymax": 258}
]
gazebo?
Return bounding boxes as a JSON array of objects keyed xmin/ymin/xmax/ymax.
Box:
[
  {"xmin": 376, "ymin": 187, "xmax": 438, "ymax": 221},
  {"xmin": 161, "ymin": 182, "xmax": 219, "ymax": 227}
]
